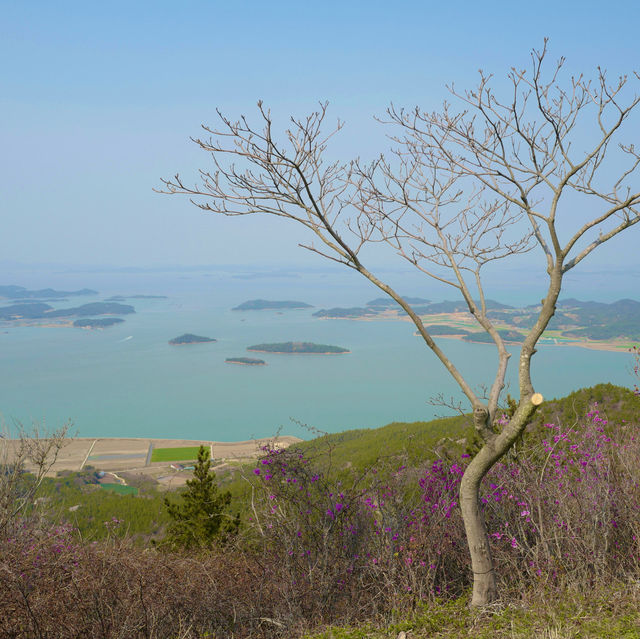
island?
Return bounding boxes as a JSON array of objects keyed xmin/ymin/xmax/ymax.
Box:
[
  {"xmin": 311, "ymin": 295, "xmax": 640, "ymax": 351},
  {"xmin": 462, "ymin": 329, "xmax": 525, "ymax": 344},
  {"xmin": 225, "ymin": 357, "xmax": 266, "ymax": 366},
  {"xmin": 73, "ymin": 318, "xmax": 125, "ymax": 329},
  {"xmin": 395, "ymin": 298, "xmax": 640, "ymax": 351},
  {"xmin": 105, "ymin": 295, "xmax": 168, "ymax": 301},
  {"xmin": 247, "ymin": 341, "xmax": 350, "ymax": 354},
  {"xmin": 169, "ymin": 333, "xmax": 217, "ymax": 345},
  {"xmin": 414, "ymin": 325, "xmax": 471, "ymax": 336},
  {"xmin": 0, "ymin": 285, "xmax": 97, "ymax": 300},
  {"xmin": 0, "ymin": 301, "xmax": 134, "ymax": 323},
  {"xmin": 232, "ymin": 299, "xmax": 312, "ymax": 311},
  {"xmin": 312, "ymin": 299, "xmax": 511, "ymax": 321},
  {"xmin": 366, "ymin": 296, "xmax": 431, "ymax": 308},
  {"xmin": 313, "ymin": 307, "xmax": 378, "ymax": 319},
  {"xmin": 52, "ymin": 302, "xmax": 134, "ymax": 318}
]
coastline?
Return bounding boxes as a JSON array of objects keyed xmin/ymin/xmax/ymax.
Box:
[
  {"xmin": 411, "ymin": 329, "xmax": 633, "ymax": 353},
  {"xmin": 5, "ymin": 307, "xmax": 634, "ymax": 353},
  {"xmin": 247, "ymin": 348, "xmax": 351, "ymax": 354},
  {"xmin": 1, "ymin": 319, "xmax": 74, "ymax": 328},
  {"xmin": 316, "ymin": 310, "xmax": 634, "ymax": 354},
  {"xmin": 16, "ymin": 435, "xmax": 303, "ymax": 483},
  {"xmin": 169, "ymin": 341, "xmax": 216, "ymax": 345}
]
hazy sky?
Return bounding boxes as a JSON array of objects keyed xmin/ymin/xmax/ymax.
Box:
[{"xmin": 2, "ymin": 0, "xmax": 639, "ymax": 272}]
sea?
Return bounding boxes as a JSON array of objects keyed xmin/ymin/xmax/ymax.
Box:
[{"xmin": 0, "ymin": 264, "xmax": 636, "ymax": 442}]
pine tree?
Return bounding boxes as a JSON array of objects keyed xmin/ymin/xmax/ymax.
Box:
[{"xmin": 159, "ymin": 445, "xmax": 239, "ymax": 550}]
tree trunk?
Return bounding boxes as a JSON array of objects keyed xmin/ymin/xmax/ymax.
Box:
[
  {"xmin": 460, "ymin": 396, "xmax": 543, "ymax": 605},
  {"xmin": 460, "ymin": 463, "xmax": 497, "ymax": 605}
]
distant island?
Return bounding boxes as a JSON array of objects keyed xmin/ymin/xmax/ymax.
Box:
[
  {"xmin": 462, "ymin": 329, "xmax": 525, "ymax": 344},
  {"xmin": 366, "ymin": 296, "xmax": 431, "ymax": 308},
  {"xmin": 389, "ymin": 298, "xmax": 640, "ymax": 351},
  {"xmin": 315, "ymin": 298, "xmax": 513, "ymax": 320},
  {"xmin": 312, "ymin": 298, "xmax": 512, "ymax": 320},
  {"xmin": 416, "ymin": 324, "xmax": 471, "ymax": 336},
  {"xmin": 247, "ymin": 341, "xmax": 349, "ymax": 354},
  {"xmin": 314, "ymin": 297, "xmax": 433, "ymax": 319},
  {"xmin": 74, "ymin": 318, "xmax": 125, "ymax": 329},
  {"xmin": 232, "ymin": 299, "xmax": 312, "ymax": 311},
  {"xmin": 0, "ymin": 301, "xmax": 134, "ymax": 323},
  {"xmin": 105, "ymin": 295, "xmax": 168, "ymax": 301},
  {"xmin": 169, "ymin": 333, "xmax": 217, "ymax": 345},
  {"xmin": 0, "ymin": 285, "xmax": 97, "ymax": 300},
  {"xmin": 313, "ymin": 307, "xmax": 378, "ymax": 319},
  {"xmin": 225, "ymin": 357, "xmax": 266, "ymax": 365}
]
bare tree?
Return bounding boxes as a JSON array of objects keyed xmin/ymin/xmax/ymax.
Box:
[
  {"xmin": 160, "ymin": 42, "xmax": 640, "ymax": 605},
  {"xmin": 0, "ymin": 420, "xmax": 69, "ymax": 533}
]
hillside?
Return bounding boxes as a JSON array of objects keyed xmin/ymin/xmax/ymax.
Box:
[
  {"xmin": 313, "ymin": 298, "xmax": 640, "ymax": 348},
  {"xmin": 44, "ymin": 384, "xmax": 640, "ymax": 540},
  {"xmin": 232, "ymin": 299, "xmax": 312, "ymax": 311},
  {"xmin": 5, "ymin": 383, "xmax": 640, "ymax": 638}
]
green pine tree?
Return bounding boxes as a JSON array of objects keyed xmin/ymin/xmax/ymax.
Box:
[{"xmin": 159, "ymin": 446, "xmax": 239, "ymax": 550}]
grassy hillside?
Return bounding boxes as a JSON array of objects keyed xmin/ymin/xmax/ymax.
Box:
[
  {"xmin": 532, "ymin": 382, "xmax": 640, "ymax": 426},
  {"xmin": 39, "ymin": 383, "xmax": 640, "ymax": 541},
  {"xmin": 292, "ymin": 382, "xmax": 640, "ymax": 476},
  {"xmin": 7, "ymin": 382, "xmax": 640, "ymax": 638},
  {"xmin": 37, "ymin": 469, "xmax": 170, "ymax": 542},
  {"xmin": 296, "ymin": 413, "xmax": 472, "ymax": 473}
]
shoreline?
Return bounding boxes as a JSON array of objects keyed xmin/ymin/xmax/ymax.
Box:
[
  {"xmin": 1, "ymin": 319, "xmax": 74, "ymax": 328},
  {"xmin": 14, "ymin": 435, "xmax": 303, "ymax": 482},
  {"xmin": 247, "ymin": 348, "xmax": 351, "ymax": 354},
  {"xmin": 445, "ymin": 332, "xmax": 631, "ymax": 353},
  {"xmin": 410, "ymin": 330, "xmax": 632, "ymax": 353},
  {"xmin": 5, "ymin": 309, "xmax": 634, "ymax": 353},
  {"xmin": 316, "ymin": 309, "xmax": 636, "ymax": 353}
]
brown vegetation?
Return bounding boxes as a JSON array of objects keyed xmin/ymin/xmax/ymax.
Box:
[{"xmin": 2, "ymin": 398, "xmax": 640, "ymax": 637}]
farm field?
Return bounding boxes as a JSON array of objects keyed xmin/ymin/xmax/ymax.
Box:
[{"xmin": 150, "ymin": 446, "xmax": 203, "ymax": 463}]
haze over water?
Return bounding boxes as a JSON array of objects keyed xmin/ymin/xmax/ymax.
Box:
[{"xmin": 1, "ymin": 266, "xmax": 635, "ymax": 442}]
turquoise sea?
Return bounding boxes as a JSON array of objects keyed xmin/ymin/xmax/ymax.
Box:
[{"xmin": 0, "ymin": 267, "xmax": 635, "ymax": 441}]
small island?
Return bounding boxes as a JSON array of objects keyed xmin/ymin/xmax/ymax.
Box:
[
  {"xmin": 313, "ymin": 307, "xmax": 378, "ymax": 319},
  {"xmin": 232, "ymin": 299, "xmax": 312, "ymax": 311},
  {"xmin": 415, "ymin": 325, "xmax": 471, "ymax": 336},
  {"xmin": 58, "ymin": 302, "xmax": 135, "ymax": 318},
  {"xmin": 169, "ymin": 333, "xmax": 217, "ymax": 345},
  {"xmin": 225, "ymin": 357, "xmax": 266, "ymax": 366},
  {"xmin": 247, "ymin": 341, "xmax": 350, "ymax": 354},
  {"xmin": 0, "ymin": 301, "xmax": 134, "ymax": 322},
  {"xmin": 0, "ymin": 285, "xmax": 97, "ymax": 300},
  {"xmin": 462, "ymin": 329, "xmax": 525, "ymax": 344},
  {"xmin": 366, "ymin": 296, "xmax": 431, "ymax": 308},
  {"xmin": 73, "ymin": 318, "xmax": 125, "ymax": 329},
  {"xmin": 105, "ymin": 295, "xmax": 168, "ymax": 301}
]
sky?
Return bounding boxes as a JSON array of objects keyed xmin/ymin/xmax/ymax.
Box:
[{"xmin": 2, "ymin": 0, "xmax": 639, "ymax": 276}]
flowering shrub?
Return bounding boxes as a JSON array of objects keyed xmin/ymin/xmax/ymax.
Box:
[
  {"xmin": 249, "ymin": 444, "xmax": 475, "ymax": 613},
  {"xmin": 2, "ymin": 406, "xmax": 639, "ymax": 636},
  {"xmin": 248, "ymin": 444, "xmax": 386, "ymax": 617},
  {"xmin": 249, "ymin": 407, "xmax": 640, "ymax": 614},
  {"xmin": 484, "ymin": 407, "xmax": 640, "ymax": 589},
  {"xmin": 631, "ymin": 345, "xmax": 640, "ymax": 395}
]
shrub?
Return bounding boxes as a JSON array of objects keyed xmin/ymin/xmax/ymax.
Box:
[
  {"xmin": 246, "ymin": 405, "xmax": 640, "ymax": 622},
  {"xmin": 2, "ymin": 405, "xmax": 639, "ymax": 636},
  {"xmin": 158, "ymin": 445, "xmax": 240, "ymax": 551}
]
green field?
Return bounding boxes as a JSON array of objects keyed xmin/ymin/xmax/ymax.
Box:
[
  {"xmin": 151, "ymin": 446, "xmax": 203, "ymax": 462},
  {"xmin": 99, "ymin": 483, "xmax": 139, "ymax": 495}
]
